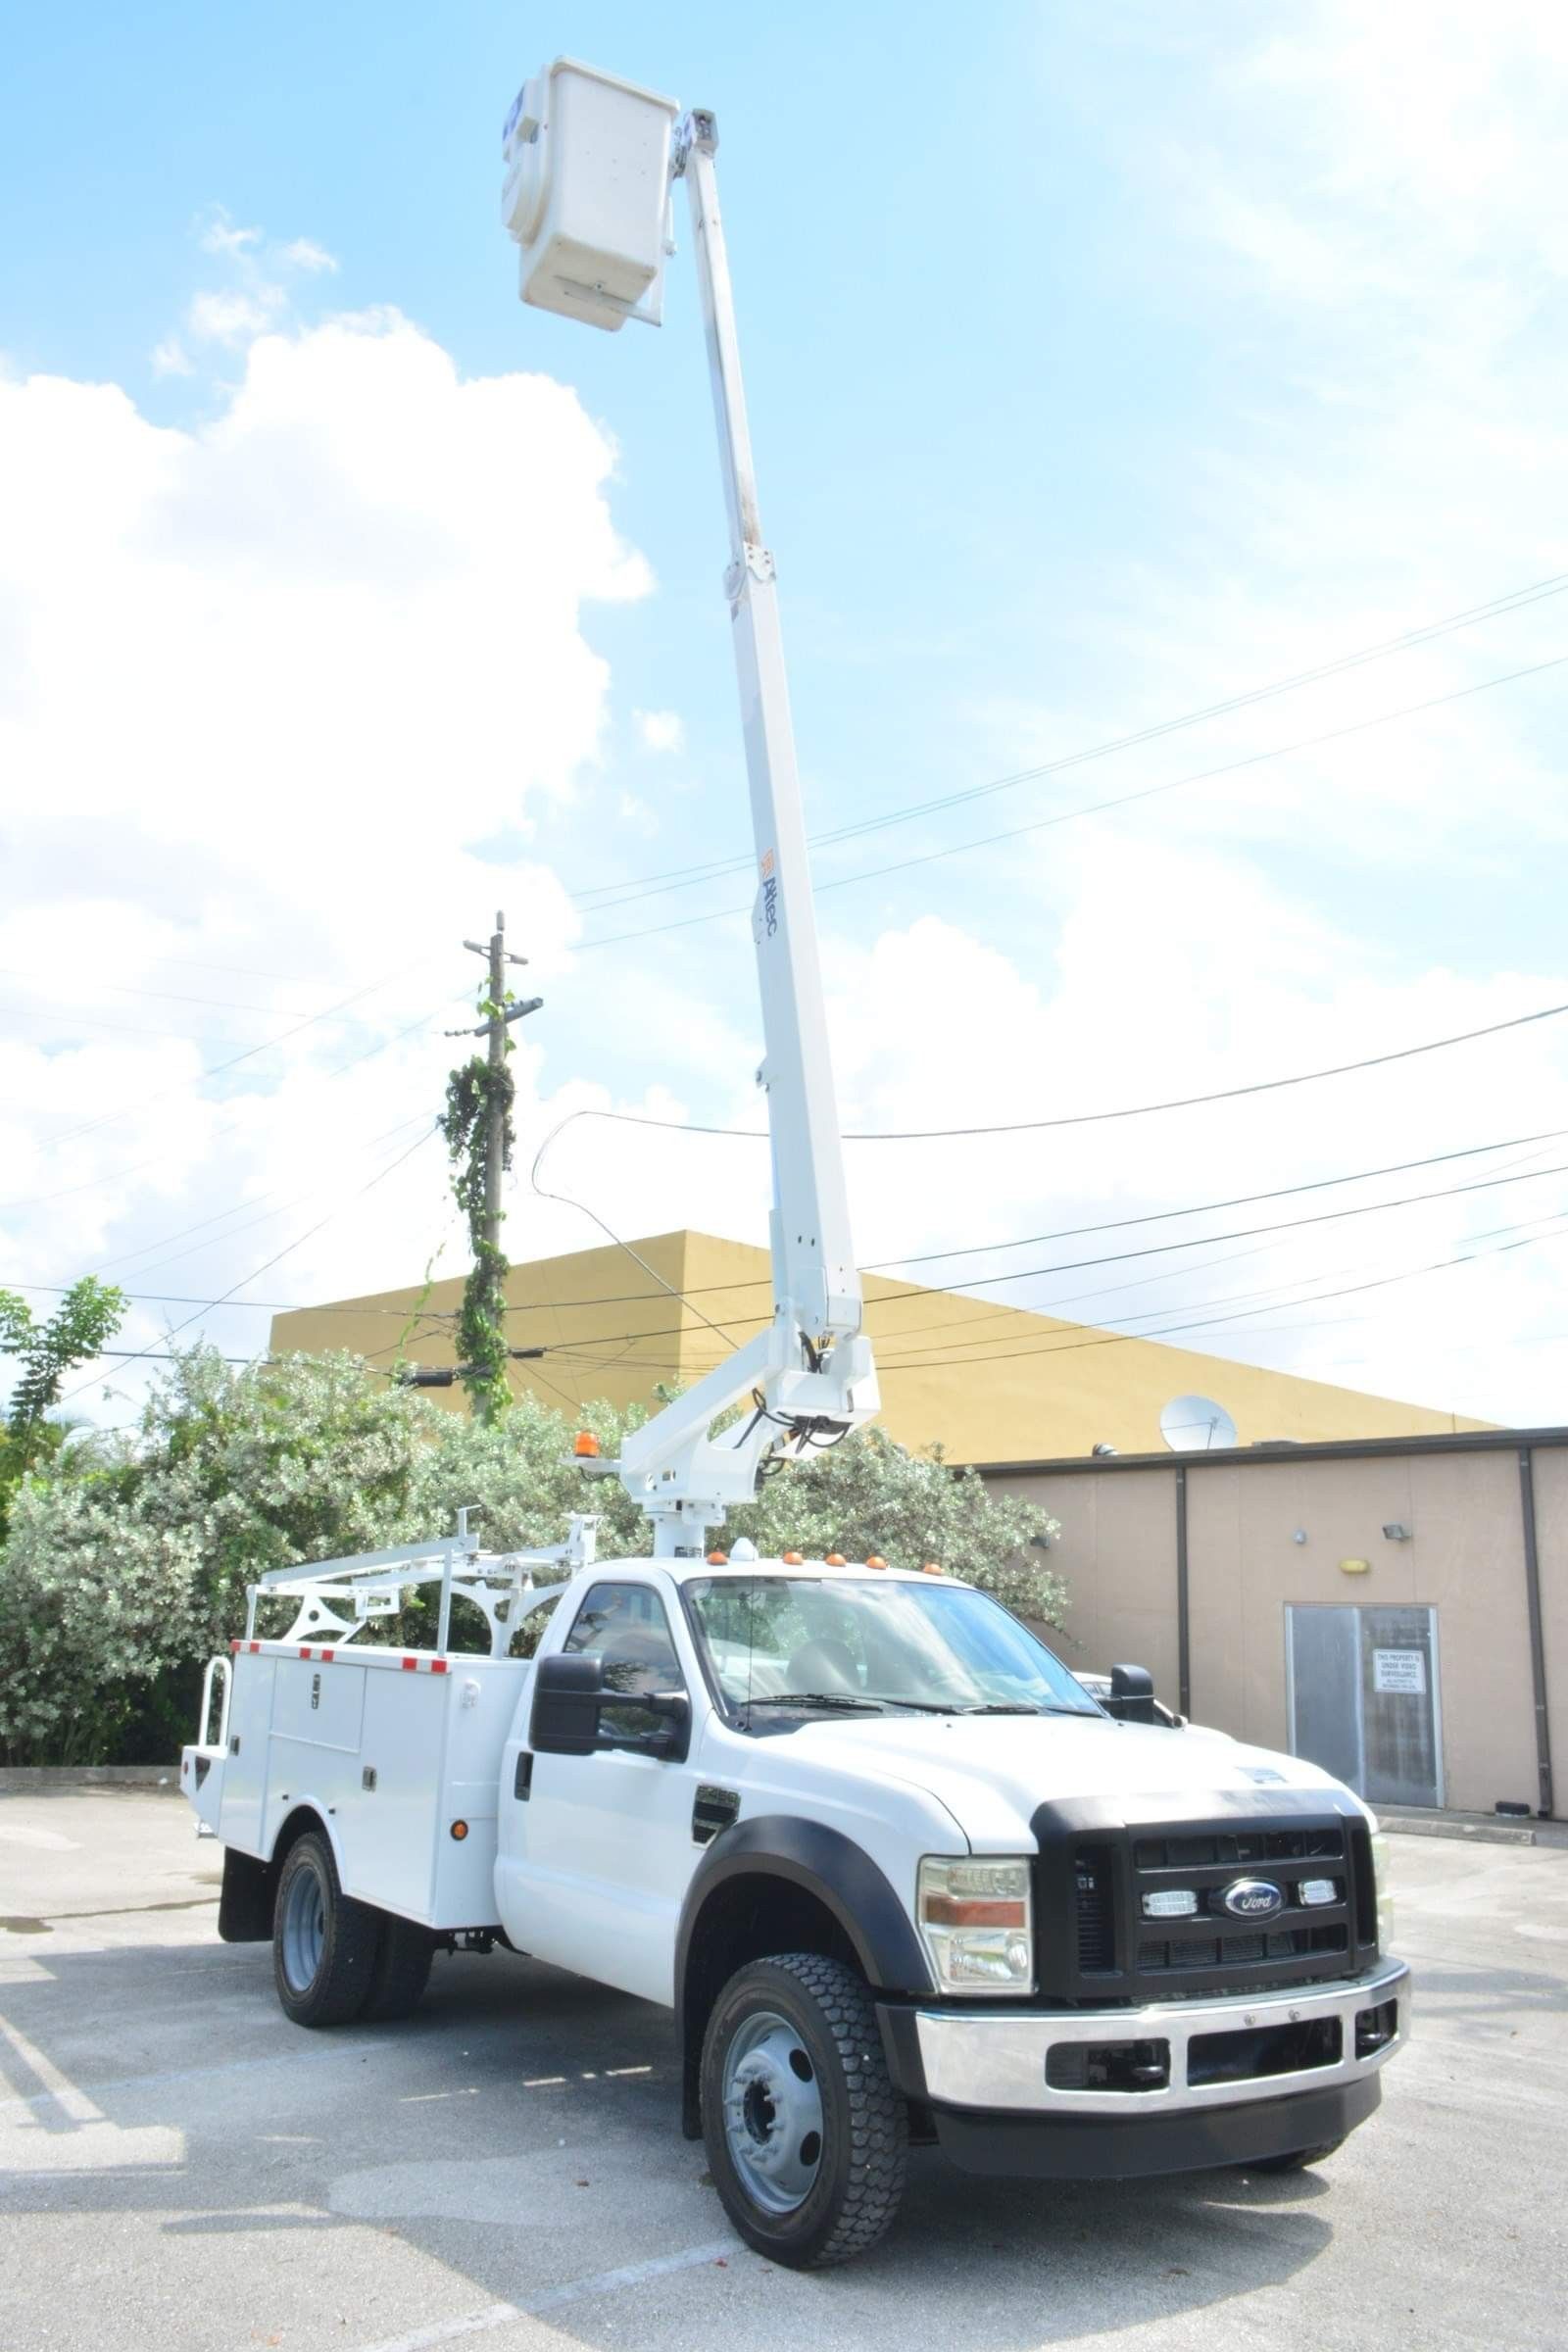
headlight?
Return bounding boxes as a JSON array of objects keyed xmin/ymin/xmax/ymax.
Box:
[
  {"xmin": 917, "ymin": 1857, "xmax": 1034, "ymax": 1994},
  {"xmin": 1370, "ymin": 1826, "xmax": 1392, "ymax": 1948}
]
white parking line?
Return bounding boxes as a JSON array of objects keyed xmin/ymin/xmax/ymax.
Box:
[{"xmin": 344, "ymin": 2241, "xmax": 739, "ymax": 2352}]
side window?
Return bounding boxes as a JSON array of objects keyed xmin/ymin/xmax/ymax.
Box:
[{"xmin": 564, "ymin": 1581, "xmax": 685, "ymax": 1740}]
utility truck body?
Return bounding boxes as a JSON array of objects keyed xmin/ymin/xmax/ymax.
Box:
[
  {"xmin": 185, "ymin": 1541, "xmax": 1406, "ymax": 2266},
  {"xmin": 182, "ymin": 58, "xmax": 1408, "ymax": 2267}
]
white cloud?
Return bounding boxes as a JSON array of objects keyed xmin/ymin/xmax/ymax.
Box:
[
  {"xmin": 150, "ymin": 336, "xmax": 194, "ymax": 379},
  {"xmin": 197, "ymin": 213, "xmax": 263, "ymax": 261},
  {"xmin": 281, "ymin": 237, "xmax": 339, "ymax": 275},
  {"xmin": 634, "ymin": 707, "xmax": 684, "ymax": 754},
  {"xmin": 186, "ymin": 286, "xmax": 286, "ymax": 346},
  {"xmin": 0, "ymin": 303, "xmax": 660, "ymax": 1413}
]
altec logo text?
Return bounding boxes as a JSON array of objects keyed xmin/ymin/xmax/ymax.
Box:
[{"xmin": 760, "ymin": 848, "xmax": 779, "ymax": 936}]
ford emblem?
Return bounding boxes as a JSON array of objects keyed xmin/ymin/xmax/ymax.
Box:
[{"xmin": 1220, "ymin": 1877, "xmax": 1285, "ymax": 1921}]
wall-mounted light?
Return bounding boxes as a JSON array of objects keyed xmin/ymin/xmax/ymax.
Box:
[
  {"xmin": 1339, "ymin": 1557, "xmax": 1372, "ymax": 1576},
  {"xmin": 1030, "ymin": 1533, "xmax": 1054, "ymax": 1551},
  {"xmin": 1091, "ymin": 1443, "xmax": 1118, "ymax": 1457},
  {"xmin": 1382, "ymin": 1522, "xmax": 1411, "ymax": 1542},
  {"xmin": 1291, "ymin": 1529, "xmax": 1307, "ymax": 1545}
]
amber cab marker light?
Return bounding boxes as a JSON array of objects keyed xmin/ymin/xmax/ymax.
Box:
[
  {"xmin": 707, "ymin": 1549, "xmax": 728, "ymax": 1565},
  {"xmin": 824, "ymin": 1552, "xmax": 847, "ymax": 1566},
  {"xmin": 921, "ymin": 1562, "xmax": 942, "ymax": 1576},
  {"xmin": 573, "ymin": 1431, "xmax": 601, "ymax": 1458},
  {"xmin": 450, "ymin": 1820, "xmax": 469, "ymax": 1841},
  {"xmin": 781, "ymin": 1550, "xmax": 805, "ymax": 1565},
  {"xmin": 865, "ymin": 1554, "xmax": 887, "ymax": 1571}
]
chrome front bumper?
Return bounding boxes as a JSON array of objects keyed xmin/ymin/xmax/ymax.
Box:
[{"xmin": 906, "ymin": 1958, "xmax": 1409, "ymax": 2118}]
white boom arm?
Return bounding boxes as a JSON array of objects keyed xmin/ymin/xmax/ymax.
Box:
[{"xmin": 611, "ymin": 108, "xmax": 879, "ymax": 1551}]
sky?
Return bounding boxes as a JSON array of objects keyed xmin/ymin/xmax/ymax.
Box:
[{"xmin": 3, "ymin": 0, "xmax": 1568, "ymax": 1439}]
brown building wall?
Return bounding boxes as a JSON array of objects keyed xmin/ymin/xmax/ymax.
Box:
[
  {"xmin": 1020, "ymin": 1468, "xmax": 1181, "ymax": 1706},
  {"xmin": 988, "ymin": 1437, "xmax": 1561, "ymax": 1819}
]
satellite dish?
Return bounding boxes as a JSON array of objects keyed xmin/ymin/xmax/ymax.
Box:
[{"xmin": 1159, "ymin": 1394, "xmax": 1238, "ymax": 1453}]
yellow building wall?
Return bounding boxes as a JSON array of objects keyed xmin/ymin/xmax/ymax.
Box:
[{"xmin": 270, "ymin": 1227, "xmax": 1489, "ymax": 1463}]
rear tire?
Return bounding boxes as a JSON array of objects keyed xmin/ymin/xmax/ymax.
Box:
[
  {"xmin": 272, "ymin": 1831, "xmax": 381, "ymax": 2028},
  {"xmin": 1245, "ymin": 2137, "xmax": 1345, "ymax": 2175},
  {"xmin": 701, "ymin": 1952, "xmax": 907, "ymax": 2269},
  {"xmin": 361, "ymin": 1912, "xmax": 435, "ymax": 2022}
]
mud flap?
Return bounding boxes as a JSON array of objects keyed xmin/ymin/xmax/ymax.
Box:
[{"xmin": 218, "ymin": 1846, "xmax": 274, "ymax": 1942}]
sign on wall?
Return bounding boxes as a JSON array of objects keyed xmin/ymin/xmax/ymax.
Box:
[{"xmin": 1372, "ymin": 1647, "xmax": 1428, "ymax": 1696}]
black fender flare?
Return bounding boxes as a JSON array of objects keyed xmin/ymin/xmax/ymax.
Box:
[{"xmin": 673, "ymin": 1815, "xmax": 933, "ymax": 2135}]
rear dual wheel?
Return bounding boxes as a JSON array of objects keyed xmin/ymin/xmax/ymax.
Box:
[{"xmin": 272, "ymin": 1832, "xmax": 433, "ymax": 2028}]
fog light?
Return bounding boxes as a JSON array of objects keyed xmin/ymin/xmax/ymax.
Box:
[
  {"xmin": 1299, "ymin": 1877, "xmax": 1340, "ymax": 1907},
  {"xmin": 1142, "ymin": 1888, "xmax": 1199, "ymax": 1919}
]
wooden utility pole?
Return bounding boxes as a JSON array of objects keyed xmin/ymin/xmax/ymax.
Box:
[{"xmin": 483, "ymin": 911, "xmax": 509, "ymax": 1260}]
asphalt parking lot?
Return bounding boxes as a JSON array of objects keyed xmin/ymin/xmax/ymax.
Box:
[{"xmin": 2, "ymin": 1790, "xmax": 1565, "ymax": 2352}]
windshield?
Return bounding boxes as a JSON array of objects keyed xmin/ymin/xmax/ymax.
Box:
[{"xmin": 684, "ymin": 1577, "xmax": 1104, "ymax": 1720}]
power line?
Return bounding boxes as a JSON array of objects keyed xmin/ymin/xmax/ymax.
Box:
[
  {"xmin": 874, "ymin": 1205, "xmax": 1568, "ymax": 1373},
  {"xmin": 861, "ymin": 1127, "xmax": 1568, "ymax": 1269},
  {"xmin": 569, "ymin": 568, "xmax": 1568, "ymax": 912},
  {"xmin": 570, "ymin": 651, "xmax": 1568, "ymax": 955},
  {"xmin": 514, "ymin": 1197, "xmax": 1568, "ymax": 1385},
  {"xmin": 33, "ymin": 966, "xmax": 429, "ymax": 1155},
  {"xmin": 59, "ymin": 1125, "xmax": 442, "ymax": 1404},
  {"xmin": 0, "ymin": 1001, "xmax": 452, "ymax": 1217},
  {"xmin": 17, "ymin": 1115, "xmax": 1558, "ymax": 1327},
  {"xmin": 544, "ymin": 992, "xmax": 1568, "ymax": 1153},
  {"xmin": 0, "ymin": 963, "xmax": 426, "ymax": 1029},
  {"xmin": 86, "ymin": 1114, "xmax": 436, "ymax": 1289},
  {"xmin": 469, "ymin": 1144, "xmax": 1568, "ymax": 1361},
  {"xmin": 848, "ymin": 1131, "xmax": 1568, "ymax": 1356}
]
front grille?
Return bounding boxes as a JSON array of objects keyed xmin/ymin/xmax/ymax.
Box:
[
  {"xmin": 1075, "ymin": 1846, "xmax": 1117, "ymax": 1973},
  {"xmin": 1034, "ymin": 1792, "xmax": 1378, "ymax": 2007},
  {"xmin": 1137, "ymin": 1925, "xmax": 1348, "ymax": 1974}
]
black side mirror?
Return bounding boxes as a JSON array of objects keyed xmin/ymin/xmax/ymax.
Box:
[
  {"xmin": 530, "ymin": 1652, "xmax": 604, "ymax": 1754},
  {"xmin": 1103, "ymin": 1663, "xmax": 1156, "ymax": 1726},
  {"xmin": 611, "ymin": 1689, "xmax": 691, "ymax": 1762},
  {"xmin": 530, "ymin": 1653, "xmax": 692, "ymax": 1762}
]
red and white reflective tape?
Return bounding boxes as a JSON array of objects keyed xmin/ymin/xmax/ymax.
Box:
[{"xmin": 228, "ymin": 1639, "xmax": 449, "ymax": 1671}]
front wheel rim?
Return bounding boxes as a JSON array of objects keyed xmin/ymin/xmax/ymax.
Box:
[
  {"xmin": 280, "ymin": 1861, "xmax": 326, "ymax": 1992},
  {"xmin": 720, "ymin": 2009, "xmax": 824, "ymax": 2216}
]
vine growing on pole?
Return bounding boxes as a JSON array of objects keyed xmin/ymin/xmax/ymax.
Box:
[{"xmin": 439, "ymin": 970, "xmax": 516, "ymax": 1425}]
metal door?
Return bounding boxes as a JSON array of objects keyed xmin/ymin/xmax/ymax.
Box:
[
  {"xmin": 1287, "ymin": 1604, "xmax": 1443, "ymax": 1807},
  {"xmin": 1287, "ymin": 1607, "xmax": 1363, "ymax": 1791},
  {"xmin": 1360, "ymin": 1605, "xmax": 1442, "ymax": 1808}
]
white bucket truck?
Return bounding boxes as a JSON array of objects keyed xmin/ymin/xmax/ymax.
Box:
[{"xmin": 182, "ymin": 61, "xmax": 1407, "ymax": 2268}]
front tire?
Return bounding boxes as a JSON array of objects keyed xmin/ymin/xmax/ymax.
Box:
[
  {"xmin": 701, "ymin": 1953, "xmax": 907, "ymax": 2268},
  {"xmin": 272, "ymin": 1831, "xmax": 381, "ymax": 2028}
]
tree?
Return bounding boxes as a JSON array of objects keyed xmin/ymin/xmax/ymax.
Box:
[
  {"xmin": 0, "ymin": 1278, "xmax": 125, "ymax": 1523},
  {"xmin": 0, "ymin": 1346, "xmax": 1065, "ymax": 1764},
  {"xmin": 0, "ymin": 1346, "xmax": 441, "ymax": 1763},
  {"xmin": 727, "ymin": 1427, "xmax": 1064, "ymax": 1623}
]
